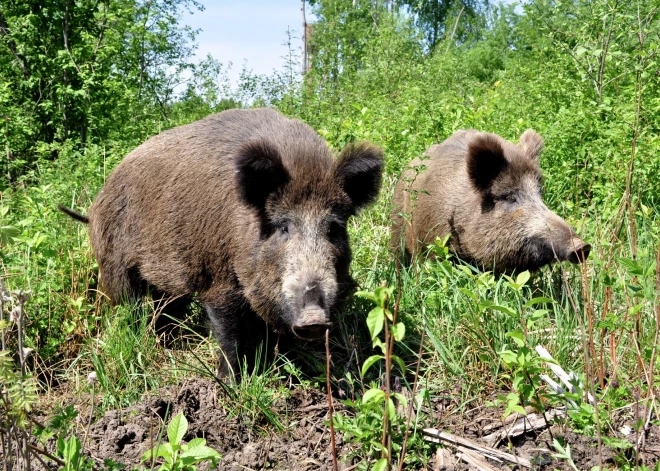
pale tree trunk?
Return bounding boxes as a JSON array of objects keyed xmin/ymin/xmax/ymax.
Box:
[{"xmin": 301, "ymin": 0, "xmax": 307, "ymax": 74}]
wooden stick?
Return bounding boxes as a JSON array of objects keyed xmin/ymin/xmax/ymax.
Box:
[
  {"xmin": 457, "ymin": 447, "xmax": 501, "ymax": 471},
  {"xmin": 326, "ymin": 329, "xmax": 339, "ymax": 471},
  {"xmin": 398, "ymin": 321, "xmax": 425, "ymax": 471},
  {"xmin": 446, "ymin": 5, "xmax": 465, "ymax": 52},
  {"xmin": 422, "ymin": 428, "xmax": 531, "ymax": 468},
  {"xmin": 482, "ymin": 409, "xmax": 566, "ymax": 446}
]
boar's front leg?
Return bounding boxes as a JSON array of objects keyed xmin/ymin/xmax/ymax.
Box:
[{"xmin": 204, "ymin": 299, "xmax": 247, "ymax": 379}]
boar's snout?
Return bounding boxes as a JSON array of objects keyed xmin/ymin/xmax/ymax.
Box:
[
  {"xmin": 566, "ymin": 237, "xmax": 591, "ymax": 264},
  {"xmin": 290, "ymin": 282, "xmax": 332, "ymax": 340}
]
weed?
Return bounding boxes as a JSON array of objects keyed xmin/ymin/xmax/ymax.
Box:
[{"xmin": 142, "ymin": 412, "xmax": 222, "ymax": 471}]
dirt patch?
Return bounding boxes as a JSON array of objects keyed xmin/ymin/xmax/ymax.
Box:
[
  {"xmin": 85, "ymin": 379, "xmax": 357, "ymax": 471},
  {"xmin": 28, "ymin": 379, "xmax": 659, "ymax": 470},
  {"xmin": 427, "ymin": 394, "xmax": 660, "ymax": 470}
]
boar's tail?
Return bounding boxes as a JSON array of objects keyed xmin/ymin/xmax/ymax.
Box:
[{"xmin": 57, "ymin": 204, "xmax": 89, "ymax": 224}]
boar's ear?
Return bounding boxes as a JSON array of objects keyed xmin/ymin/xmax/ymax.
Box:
[
  {"xmin": 335, "ymin": 142, "xmax": 384, "ymax": 212},
  {"xmin": 467, "ymin": 135, "xmax": 507, "ymax": 192},
  {"xmin": 519, "ymin": 129, "xmax": 544, "ymax": 161},
  {"xmin": 235, "ymin": 141, "xmax": 290, "ymax": 210}
]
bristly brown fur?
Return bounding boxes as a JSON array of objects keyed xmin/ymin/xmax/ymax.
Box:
[
  {"xmin": 466, "ymin": 135, "xmax": 507, "ymax": 192},
  {"xmin": 391, "ymin": 129, "xmax": 589, "ymax": 272},
  {"xmin": 519, "ymin": 129, "xmax": 544, "ymax": 161},
  {"xmin": 76, "ymin": 108, "xmax": 384, "ymax": 376}
]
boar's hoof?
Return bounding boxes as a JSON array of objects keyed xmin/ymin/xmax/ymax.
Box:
[
  {"xmin": 292, "ymin": 307, "xmax": 331, "ymax": 340},
  {"xmin": 567, "ymin": 240, "xmax": 591, "ymax": 264}
]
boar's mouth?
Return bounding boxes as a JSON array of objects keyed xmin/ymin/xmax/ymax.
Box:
[
  {"xmin": 513, "ymin": 236, "xmax": 591, "ymax": 271},
  {"xmin": 291, "ymin": 305, "xmax": 332, "ymax": 340},
  {"xmin": 566, "ymin": 240, "xmax": 591, "ymax": 264}
]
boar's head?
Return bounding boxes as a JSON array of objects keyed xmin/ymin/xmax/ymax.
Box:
[
  {"xmin": 465, "ymin": 130, "xmax": 590, "ymax": 271},
  {"xmin": 236, "ymin": 140, "xmax": 383, "ymax": 339}
]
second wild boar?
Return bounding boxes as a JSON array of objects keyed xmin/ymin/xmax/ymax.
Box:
[
  {"xmin": 391, "ymin": 129, "xmax": 590, "ymax": 271},
  {"xmin": 59, "ymin": 108, "xmax": 384, "ymax": 376}
]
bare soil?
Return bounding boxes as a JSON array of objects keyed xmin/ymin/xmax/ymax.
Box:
[
  {"xmin": 31, "ymin": 378, "xmax": 660, "ymax": 470},
  {"xmin": 85, "ymin": 379, "xmax": 355, "ymax": 471}
]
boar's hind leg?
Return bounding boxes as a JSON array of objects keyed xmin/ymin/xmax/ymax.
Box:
[{"xmin": 101, "ymin": 264, "xmax": 148, "ymax": 305}]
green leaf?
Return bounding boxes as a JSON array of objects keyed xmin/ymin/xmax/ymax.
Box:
[
  {"xmin": 180, "ymin": 445, "xmax": 222, "ymax": 462},
  {"xmin": 499, "ymin": 349, "xmax": 517, "ymax": 365},
  {"xmin": 366, "ymin": 307, "xmax": 385, "ymax": 340},
  {"xmin": 505, "ymin": 404, "xmax": 527, "ymax": 417},
  {"xmin": 387, "ymin": 397, "xmax": 396, "ymax": 419},
  {"xmin": 372, "ymin": 337, "xmax": 386, "ymax": 353},
  {"xmin": 392, "ymin": 322, "xmax": 405, "ymax": 342},
  {"xmin": 373, "ymin": 458, "xmax": 388, "ymax": 471},
  {"xmin": 142, "ymin": 443, "xmax": 173, "ymax": 462},
  {"xmin": 361, "ymin": 355, "xmax": 384, "ymax": 377},
  {"xmin": 458, "ymin": 287, "xmax": 477, "ymax": 301},
  {"xmin": 489, "ymin": 304, "xmax": 517, "ymax": 317},
  {"xmin": 374, "ymin": 286, "xmax": 394, "ymax": 307},
  {"xmin": 168, "ymin": 412, "xmax": 188, "ymax": 445},
  {"xmin": 620, "ymin": 258, "xmax": 645, "ymax": 276},
  {"xmin": 515, "ymin": 270, "xmax": 530, "ymax": 287},
  {"xmin": 0, "ymin": 225, "xmax": 20, "ymax": 245},
  {"xmin": 356, "ymin": 290, "xmax": 377, "ymax": 304},
  {"xmin": 60, "ymin": 436, "xmax": 81, "ymax": 471},
  {"xmin": 362, "ymin": 387, "xmax": 385, "ymax": 404},
  {"xmin": 187, "ymin": 437, "xmax": 206, "ymax": 449},
  {"xmin": 390, "ymin": 354, "xmax": 407, "ymax": 375},
  {"xmin": 392, "ymin": 392, "xmax": 408, "ymax": 410},
  {"xmin": 506, "ymin": 330, "xmax": 526, "ymax": 347},
  {"xmin": 524, "ymin": 297, "xmax": 555, "ymax": 307}
]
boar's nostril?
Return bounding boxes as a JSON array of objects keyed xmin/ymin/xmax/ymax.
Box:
[
  {"xmin": 567, "ymin": 241, "xmax": 591, "ymax": 264},
  {"xmin": 291, "ymin": 322, "xmax": 332, "ymax": 340},
  {"xmin": 292, "ymin": 305, "xmax": 331, "ymax": 340}
]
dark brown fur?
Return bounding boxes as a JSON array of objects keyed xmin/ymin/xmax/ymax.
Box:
[
  {"xmin": 391, "ymin": 129, "xmax": 590, "ymax": 271},
  {"xmin": 61, "ymin": 108, "xmax": 383, "ymax": 376}
]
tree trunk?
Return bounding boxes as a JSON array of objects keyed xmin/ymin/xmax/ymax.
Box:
[{"xmin": 301, "ymin": 0, "xmax": 307, "ymax": 74}]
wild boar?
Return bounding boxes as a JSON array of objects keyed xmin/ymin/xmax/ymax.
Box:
[
  {"xmin": 391, "ymin": 129, "xmax": 590, "ymax": 271},
  {"xmin": 59, "ymin": 108, "xmax": 384, "ymax": 376}
]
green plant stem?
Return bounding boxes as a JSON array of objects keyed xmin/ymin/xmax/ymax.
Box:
[
  {"xmin": 523, "ymin": 369, "xmax": 554, "ymax": 442},
  {"xmin": 0, "ymin": 278, "xmax": 6, "ymax": 352},
  {"xmin": 80, "ymin": 382, "xmax": 95, "ymax": 470}
]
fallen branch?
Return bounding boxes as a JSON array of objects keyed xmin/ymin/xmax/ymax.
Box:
[
  {"xmin": 457, "ymin": 447, "xmax": 501, "ymax": 471},
  {"xmin": 482, "ymin": 409, "xmax": 566, "ymax": 446},
  {"xmin": 422, "ymin": 428, "xmax": 531, "ymax": 468}
]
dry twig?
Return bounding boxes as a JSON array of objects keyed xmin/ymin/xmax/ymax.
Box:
[{"xmin": 325, "ymin": 329, "xmax": 339, "ymax": 471}]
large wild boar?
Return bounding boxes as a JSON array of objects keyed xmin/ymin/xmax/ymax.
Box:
[
  {"xmin": 391, "ymin": 129, "xmax": 590, "ymax": 271},
  {"xmin": 59, "ymin": 108, "xmax": 384, "ymax": 376}
]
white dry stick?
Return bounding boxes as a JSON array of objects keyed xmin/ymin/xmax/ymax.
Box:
[
  {"xmin": 535, "ymin": 345, "xmax": 595, "ymax": 405},
  {"xmin": 539, "ymin": 374, "xmax": 579, "ymax": 409},
  {"xmin": 457, "ymin": 447, "xmax": 501, "ymax": 471},
  {"xmin": 423, "ymin": 428, "xmax": 532, "ymax": 468},
  {"xmin": 481, "ymin": 409, "xmax": 567, "ymax": 446}
]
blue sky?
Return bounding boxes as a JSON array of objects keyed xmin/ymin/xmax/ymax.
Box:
[{"xmin": 182, "ymin": 1, "xmax": 310, "ymax": 86}]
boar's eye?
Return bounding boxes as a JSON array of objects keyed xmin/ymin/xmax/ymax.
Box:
[
  {"xmin": 497, "ymin": 192, "xmax": 518, "ymax": 204},
  {"xmin": 275, "ymin": 221, "xmax": 290, "ymax": 239},
  {"xmin": 327, "ymin": 221, "xmax": 343, "ymax": 239}
]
